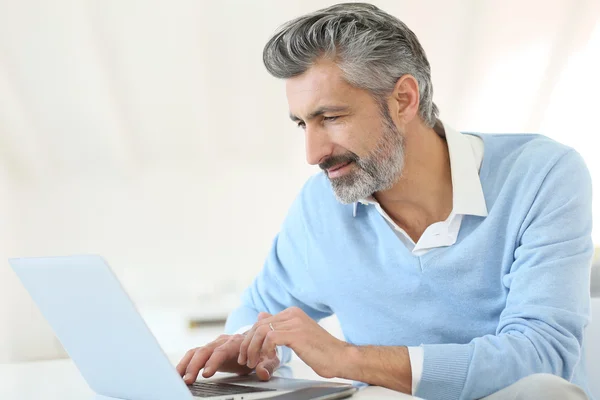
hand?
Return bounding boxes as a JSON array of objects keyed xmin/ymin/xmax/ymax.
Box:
[
  {"xmin": 238, "ymin": 307, "xmax": 348, "ymax": 379},
  {"xmin": 176, "ymin": 330, "xmax": 280, "ymax": 384}
]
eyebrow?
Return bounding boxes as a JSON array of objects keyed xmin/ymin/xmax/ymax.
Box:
[{"xmin": 289, "ymin": 105, "xmax": 350, "ymax": 122}]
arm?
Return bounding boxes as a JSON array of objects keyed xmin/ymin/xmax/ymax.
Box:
[
  {"xmin": 237, "ymin": 306, "xmax": 412, "ymax": 394},
  {"xmin": 413, "ymin": 149, "xmax": 594, "ymax": 399},
  {"xmin": 177, "ymin": 181, "xmax": 332, "ymax": 382},
  {"xmin": 225, "ymin": 179, "xmax": 333, "ymax": 364}
]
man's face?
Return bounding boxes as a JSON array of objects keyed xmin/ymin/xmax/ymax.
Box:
[{"xmin": 286, "ymin": 60, "xmax": 405, "ymax": 203}]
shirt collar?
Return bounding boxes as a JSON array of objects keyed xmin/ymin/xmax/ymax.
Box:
[
  {"xmin": 443, "ymin": 122, "xmax": 488, "ymax": 217},
  {"xmin": 353, "ymin": 121, "xmax": 488, "ymax": 218}
]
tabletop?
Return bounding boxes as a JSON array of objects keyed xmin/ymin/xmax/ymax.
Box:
[{"xmin": 0, "ymin": 354, "xmax": 419, "ymax": 400}]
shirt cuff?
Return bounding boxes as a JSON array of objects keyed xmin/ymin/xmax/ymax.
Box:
[
  {"xmin": 407, "ymin": 346, "xmax": 424, "ymax": 395},
  {"xmin": 234, "ymin": 325, "xmax": 253, "ymax": 335}
]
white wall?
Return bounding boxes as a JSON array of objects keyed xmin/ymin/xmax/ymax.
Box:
[{"xmin": 0, "ymin": 0, "xmax": 598, "ymax": 362}]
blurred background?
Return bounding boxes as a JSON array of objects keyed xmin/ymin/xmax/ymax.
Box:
[{"xmin": 0, "ymin": 0, "xmax": 599, "ymax": 364}]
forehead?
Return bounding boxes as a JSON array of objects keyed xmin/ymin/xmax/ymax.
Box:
[{"xmin": 285, "ymin": 60, "xmax": 366, "ymax": 114}]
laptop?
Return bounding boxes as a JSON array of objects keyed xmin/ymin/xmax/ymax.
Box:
[{"xmin": 8, "ymin": 255, "xmax": 357, "ymax": 400}]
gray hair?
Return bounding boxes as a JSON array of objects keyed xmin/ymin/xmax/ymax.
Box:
[{"xmin": 263, "ymin": 2, "xmax": 439, "ymax": 127}]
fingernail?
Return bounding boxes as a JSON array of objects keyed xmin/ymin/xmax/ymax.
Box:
[
  {"xmin": 265, "ymin": 370, "xmax": 271, "ymax": 379},
  {"xmin": 183, "ymin": 374, "xmax": 189, "ymax": 381},
  {"xmin": 204, "ymin": 367, "xmax": 213, "ymax": 375},
  {"xmin": 237, "ymin": 355, "xmax": 243, "ymax": 364}
]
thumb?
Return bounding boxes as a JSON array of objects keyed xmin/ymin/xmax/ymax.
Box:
[
  {"xmin": 257, "ymin": 312, "xmax": 272, "ymax": 321},
  {"xmin": 255, "ymin": 355, "xmax": 280, "ymax": 381}
]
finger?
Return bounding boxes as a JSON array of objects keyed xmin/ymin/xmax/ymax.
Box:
[
  {"xmin": 176, "ymin": 348, "xmax": 197, "ymax": 376},
  {"xmin": 246, "ymin": 325, "xmax": 270, "ymax": 369},
  {"xmin": 257, "ymin": 312, "xmax": 272, "ymax": 320},
  {"xmin": 238, "ymin": 325, "xmax": 257, "ymax": 365},
  {"xmin": 261, "ymin": 330, "xmax": 280, "ymax": 360},
  {"xmin": 239, "ymin": 315, "xmax": 278, "ymax": 365},
  {"xmin": 182, "ymin": 335, "xmax": 229, "ymax": 383},
  {"xmin": 202, "ymin": 340, "xmax": 238, "ymax": 378},
  {"xmin": 255, "ymin": 355, "xmax": 280, "ymax": 381},
  {"xmin": 183, "ymin": 347, "xmax": 214, "ymax": 384}
]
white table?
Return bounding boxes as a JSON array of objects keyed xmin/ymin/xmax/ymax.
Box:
[{"xmin": 0, "ymin": 355, "xmax": 418, "ymax": 399}]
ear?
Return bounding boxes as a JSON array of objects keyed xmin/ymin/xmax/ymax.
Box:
[{"xmin": 390, "ymin": 75, "xmax": 420, "ymax": 124}]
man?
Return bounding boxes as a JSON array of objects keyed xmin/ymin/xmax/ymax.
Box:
[{"xmin": 177, "ymin": 3, "xmax": 594, "ymax": 399}]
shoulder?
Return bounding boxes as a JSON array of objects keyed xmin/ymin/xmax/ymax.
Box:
[
  {"xmin": 475, "ymin": 133, "xmax": 591, "ymax": 211},
  {"xmin": 475, "ymin": 133, "xmax": 571, "ymax": 166},
  {"xmin": 477, "ymin": 133, "xmax": 588, "ymax": 182}
]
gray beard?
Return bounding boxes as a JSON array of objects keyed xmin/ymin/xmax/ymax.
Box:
[{"xmin": 329, "ymin": 114, "xmax": 405, "ymax": 204}]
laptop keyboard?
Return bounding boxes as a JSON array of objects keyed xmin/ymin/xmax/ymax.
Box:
[{"xmin": 188, "ymin": 381, "xmax": 276, "ymax": 398}]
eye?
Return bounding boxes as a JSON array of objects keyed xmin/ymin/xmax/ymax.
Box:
[
  {"xmin": 323, "ymin": 116, "xmax": 339, "ymax": 122},
  {"xmin": 296, "ymin": 122, "xmax": 306, "ymax": 129}
]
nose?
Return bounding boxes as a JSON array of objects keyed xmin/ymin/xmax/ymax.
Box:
[{"xmin": 305, "ymin": 125, "xmax": 333, "ymax": 166}]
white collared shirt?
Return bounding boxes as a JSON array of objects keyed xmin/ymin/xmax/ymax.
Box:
[{"xmin": 353, "ymin": 122, "xmax": 487, "ymax": 394}]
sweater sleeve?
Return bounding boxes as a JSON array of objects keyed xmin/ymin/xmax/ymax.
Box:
[
  {"xmin": 416, "ymin": 149, "xmax": 594, "ymax": 400},
  {"xmin": 224, "ymin": 181, "xmax": 333, "ymax": 364}
]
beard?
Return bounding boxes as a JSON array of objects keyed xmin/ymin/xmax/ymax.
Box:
[{"xmin": 319, "ymin": 108, "xmax": 405, "ymax": 204}]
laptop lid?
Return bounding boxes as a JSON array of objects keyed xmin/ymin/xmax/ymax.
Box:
[{"xmin": 9, "ymin": 255, "xmax": 192, "ymax": 400}]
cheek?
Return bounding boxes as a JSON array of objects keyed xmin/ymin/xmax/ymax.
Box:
[
  {"xmin": 331, "ymin": 124, "xmax": 381, "ymax": 158},
  {"xmin": 326, "ymin": 122, "xmax": 351, "ymax": 150}
]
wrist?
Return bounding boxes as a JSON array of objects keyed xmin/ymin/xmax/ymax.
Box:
[
  {"xmin": 336, "ymin": 344, "xmax": 412, "ymax": 394},
  {"xmin": 336, "ymin": 342, "xmax": 362, "ymax": 380}
]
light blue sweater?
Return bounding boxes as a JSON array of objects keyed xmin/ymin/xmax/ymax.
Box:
[{"xmin": 225, "ymin": 133, "xmax": 594, "ymax": 400}]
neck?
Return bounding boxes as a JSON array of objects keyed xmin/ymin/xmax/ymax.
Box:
[{"xmin": 373, "ymin": 120, "xmax": 453, "ymax": 242}]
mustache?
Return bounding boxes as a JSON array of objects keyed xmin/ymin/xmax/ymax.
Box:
[{"xmin": 319, "ymin": 153, "xmax": 360, "ymax": 171}]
